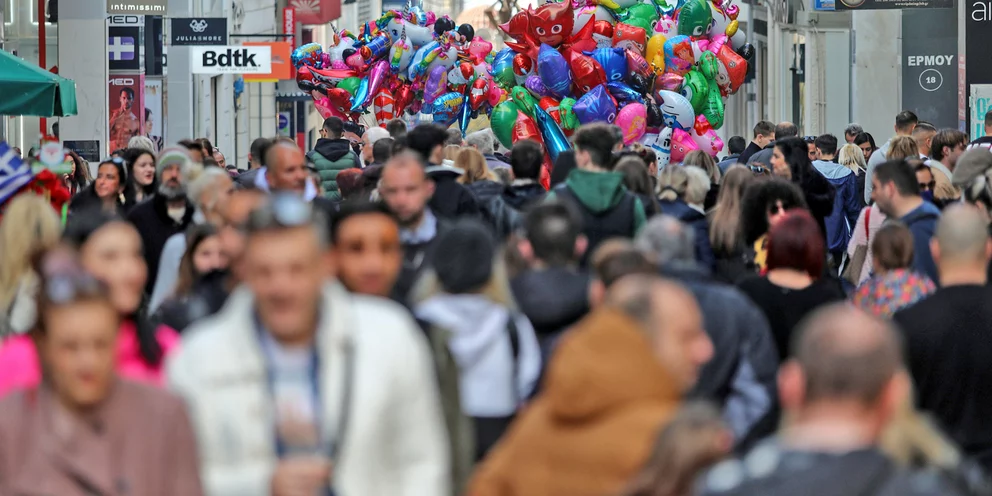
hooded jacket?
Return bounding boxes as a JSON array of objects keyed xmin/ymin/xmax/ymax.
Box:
[
  {"xmin": 813, "ymin": 159, "xmax": 863, "ymax": 253},
  {"xmin": 901, "ymin": 200, "xmax": 942, "ymax": 282},
  {"xmin": 307, "ymin": 138, "xmax": 360, "ymax": 199},
  {"xmin": 466, "ymin": 180, "xmax": 507, "ymax": 205},
  {"xmin": 467, "ymin": 308, "xmax": 681, "ymax": 496},
  {"xmin": 546, "ymin": 169, "xmax": 647, "ymax": 261},
  {"xmin": 510, "ymin": 267, "xmax": 591, "ymax": 362},
  {"xmin": 428, "ymin": 167, "xmax": 482, "ymax": 219},
  {"xmin": 502, "ymin": 181, "xmax": 546, "ymax": 210}
]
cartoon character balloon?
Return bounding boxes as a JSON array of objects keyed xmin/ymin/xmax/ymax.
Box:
[
  {"xmin": 655, "ymin": 90, "xmax": 695, "ymax": 131},
  {"xmin": 616, "ymin": 103, "xmax": 648, "ymax": 145},
  {"xmin": 573, "ymin": 84, "xmax": 617, "ymax": 124}
]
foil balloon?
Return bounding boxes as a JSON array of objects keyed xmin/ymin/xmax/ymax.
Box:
[
  {"xmin": 681, "ymin": 70, "xmax": 709, "ymax": 114},
  {"xmin": 616, "ymin": 102, "xmax": 648, "ymax": 145},
  {"xmin": 568, "ymin": 51, "xmax": 607, "ymax": 94},
  {"xmin": 608, "ymin": 81, "xmax": 644, "ymax": 104},
  {"xmin": 511, "ymin": 85, "xmax": 539, "ymax": 118},
  {"xmin": 327, "ymin": 36, "xmax": 356, "ymax": 67},
  {"xmin": 337, "ymin": 77, "xmax": 361, "ymax": 96},
  {"xmin": 491, "ymin": 48, "xmax": 517, "ymax": 89},
  {"xmin": 513, "ymin": 53, "xmax": 535, "ymax": 84},
  {"xmin": 628, "ymin": 73, "xmax": 654, "ymax": 94},
  {"xmin": 589, "ymin": 47, "xmax": 627, "ymax": 83},
  {"xmin": 646, "ymin": 34, "xmax": 667, "ymax": 70},
  {"xmin": 592, "ymin": 20, "xmax": 615, "ymax": 49},
  {"xmin": 360, "ymin": 32, "xmax": 392, "ymax": 64},
  {"xmin": 625, "ymin": 48, "xmax": 652, "ymax": 79},
  {"xmin": 325, "ymin": 88, "xmax": 354, "ymax": 119},
  {"xmin": 468, "ymin": 37, "xmax": 493, "ymax": 65},
  {"xmin": 424, "ymin": 65, "xmax": 448, "ymax": 105},
  {"xmin": 539, "ymin": 96, "xmax": 563, "ymax": 125},
  {"xmin": 388, "ymin": 35, "xmax": 414, "ymax": 74},
  {"xmin": 716, "ymin": 44, "xmax": 747, "ymax": 96},
  {"xmin": 470, "ymin": 77, "xmax": 491, "ymax": 111},
  {"xmin": 698, "ymin": 51, "xmax": 721, "ymax": 81},
  {"xmin": 612, "ymin": 23, "xmax": 647, "ymax": 54},
  {"xmin": 296, "ymin": 66, "xmax": 319, "ymax": 92},
  {"xmin": 434, "ymin": 16, "xmax": 456, "ymax": 36},
  {"xmin": 558, "ymin": 17, "xmax": 597, "ymax": 60},
  {"xmin": 663, "ymin": 35, "xmax": 694, "ymax": 76},
  {"xmin": 386, "ymin": 17, "xmax": 433, "ymax": 47},
  {"xmin": 573, "ymin": 84, "xmax": 617, "ymax": 124},
  {"xmin": 670, "ymin": 128, "xmax": 700, "ymax": 162},
  {"xmin": 691, "ymin": 115, "xmax": 724, "ymax": 156},
  {"xmin": 351, "ymin": 60, "xmax": 389, "ymax": 112},
  {"xmin": 459, "ymin": 93, "xmax": 473, "ymax": 135},
  {"xmin": 655, "ymin": 90, "xmax": 695, "ymax": 131},
  {"xmin": 430, "ymin": 92, "xmax": 465, "ymax": 127},
  {"xmin": 537, "ymin": 44, "xmax": 573, "ymax": 98},
  {"xmin": 491, "ymin": 101, "xmax": 520, "ymax": 149},
  {"xmin": 646, "ymin": 100, "xmax": 664, "ymax": 128},
  {"xmin": 309, "ymin": 66, "xmax": 360, "ymax": 87},
  {"xmin": 427, "ymin": 46, "xmax": 460, "ymax": 73},
  {"xmin": 292, "ymin": 43, "xmax": 324, "ymax": 70},
  {"xmin": 737, "ymin": 42, "xmax": 755, "ymax": 61},
  {"xmin": 653, "ymin": 0, "xmax": 680, "ymax": 15},
  {"xmin": 458, "ymin": 24, "xmax": 476, "ymax": 43},
  {"xmin": 512, "ymin": 112, "xmax": 543, "ymax": 147},
  {"xmin": 408, "ymin": 41, "xmax": 442, "ymax": 79},
  {"xmin": 534, "ymin": 104, "xmax": 570, "ymax": 162},
  {"xmin": 655, "ymin": 72, "xmax": 684, "ymax": 92},
  {"xmin": 678, "ymin": 0, "xmax": 714, "ymax": 37},
  {"xmin": 373, "ymin": 88, "xmax": 396, "ymax": 125},
  {"xmin": 394, "ymin": 84, "xmax": 414, "ymax": 116},
  {"xmin": 648, "ymin": 126, "xmax": 673, "ymax": 168},
  {"xmin": 530, "ymin": 1, "xmax": 576, "ymax": 47},
  {"xmin": 592, "ymin": 0, "xmax": 640, "ymax": 12},
  {"xmin": 559, "ymin": 97, "xmax": 579, "ymax": 131},
  {"xmin": 703, "ymin": 77, "xmax": 725, "ymax": 129},
  {"xmin": 500, "ymin": 9, "xmax": 532, "ymax": 45},
  {"xmin": 709, "ymin": 2, "xmax": 734, "ymax": 38},
  {"xmin": 526, "ymin": 74, "xmax": 555, "ymax": 98},
  {"xmin": 654, "ymin": 15, "xmax": 678, "ymax": 38},
  {"xmin": 313, "ymin": 97, "xmax": 335, "ymax": 119}
]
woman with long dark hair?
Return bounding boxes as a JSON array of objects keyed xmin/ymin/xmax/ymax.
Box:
[
  {"xmin": 67, "ymin": 157, "xmax": 127, "ymax": 215},
  {"xmin": 122, "ymin": 147, "xmax": 158, "ymax": 210},
  {"xmin": 854, "ymin": 131, "xmax": 878, "ymax": 163},
  {"xmin": 65, "ymin": 150, "xmax": 93, "ymax": 196},
  {"xmin": 153, "ymin": 224, "xmax": 228, "ymax": 332},
  {"xmin": 770, "ymin": 137, "xmax": 836, "ymax": 238},
  {"xmin": 0, "ymin": 209, "xmax": 180, "ymax": 396}
]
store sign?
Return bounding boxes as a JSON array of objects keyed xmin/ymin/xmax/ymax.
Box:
[
  {"xmin": 171, "ymin": 18, "xmax": 227, "ymax": 46},
  {"xmin": 902, "ymin": 9, "xmax": 958, "ymax": 128},
  {"xmin": 107, "ymin": 0, "xmax": 167, "ymax": 14},
  {"xmin": 243, "ymin": 42, "xmax": 292, "ymax": 82},
  {"xmin": 836, "ymin": 0, "xmax": 950, "ymax": 9},
  {"xmin": 191, "ymin": 46, "xmax": 272, "ymax": 74},
  {"xmin": 283, "ymin": 8, "xmax": 296, "ymax": 47},
  {"xmin": 967, "ymin": 1, "xmax": 992, "ymax": 132},
  {"xmin": 108, "ymin": 25, "xmax": 144, "ymax": 72}
]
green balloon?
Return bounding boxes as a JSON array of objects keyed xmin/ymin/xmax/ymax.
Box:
[
  {"xmin": 681, "ymin": 69, "xmax": 709, "ymax": 115},
  {"xmin": 677, "ymin": 0, "xmax": 713, "ymax": 37},
  {"xmin": 493, "ymin": 61, "xmax": 516, "ymax": 90},
  {"xmin": 510, "ymin": 85, "xmax": 537, "ymax": 119},
  {"xmin": 559, "ymin": 97, "xmax": 579, "ymax": 131},
  {"xmin": 491, "ymin": 101, "xmax": 520, "ymax": 149},
  {"xmin": 698, "ymin": 51, "xmax": 720, "ymax": 81},
  {"xmin": 621, "ymin": 4, "xmax": 658, "ymax": 32},
  {"xmin": 337, "ymin": 77, "xmax": 361, "ymax": 96},
  {"xmin": 704, "ymin": 78, "xmax": 724, "ymax": 129}
]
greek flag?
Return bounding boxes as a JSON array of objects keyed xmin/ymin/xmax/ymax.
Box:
[{"xmin": 0, "ymin": 142, "xmax": 34, "ymax": 207}]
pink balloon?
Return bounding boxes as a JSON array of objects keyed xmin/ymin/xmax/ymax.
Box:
[
  {"xmin": 313, "ymin": 97, "xmax": 337, "ymax": 119},
  {"xmin": 615, "ymin": 103, "xmax": 648, "ymax": 145},
  {"xmin": 655, "ymin": 72, "xmax": 685, "ymax": 92},
  {"xmin": 361, "ymin": 60, "xmax": 390, "ymax": 109},
  {"xmin": 691, "ymin": 115, "xmax": 724, "ymax": 157},
  {"xmin": 670, "ymin": 127, "xmax": 700, "ymax": 163},
  {"xmin": 424, "ymin": 65, "xmax": 448, "ymax": 105}
]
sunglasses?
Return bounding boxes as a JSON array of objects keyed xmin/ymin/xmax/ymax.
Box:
[
  {"xmin": 40, "ymin": 252, "xmax": 106, "ymax": 305},
  {"xmin": 246, "ymin": 193, "xmax": 316, "ymax": 233},
  {"xmin": 803, "ymin": 136, "xmax": 817, "ymax": 143},
  {"xmin": 919, "ymin": 180, "xmax": 936, "ymax": 191},
  {"xmin": 100, "ymin": 156, "xmax": 126, "ymax": 167},
  {"xmin": 749, "ymin": 165, "xmax": 767, "ymax": 175}
]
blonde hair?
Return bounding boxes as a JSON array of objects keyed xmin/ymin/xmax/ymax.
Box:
[
  {"xmin": 456, "ymin": 147, "xmax": 496, "ymax": 184},
  {"xmin": 708, "ymin": 166, "xmax": 754, "ymax": 254},
  {"xmin": 881, "ymin": 389, "xmax": 960, "ymax": 470},
  {"xmin": 838, "ymin": 143, "xmax": 867, "ymax": 176},
  {"xmin": 684, "ymin": 166, "xmax": 712, "ymax": 206},
  {"xmin": 657, "ymin": 165, "xmax": 689, "ymax": 201},
  {"xmin": 886, "ymin": 136, "xmax": 920, "ymax": 161},
  {"xmin": 683, "ymin": 150, "xmax": 720, "ymax": 184},
  {"xmin": 0, "ymin": 195, "xmax": 63, "ymax": 312},
  {"xmin": 444, "ymin": 145, "xmax": 462, "ymax": 162}
]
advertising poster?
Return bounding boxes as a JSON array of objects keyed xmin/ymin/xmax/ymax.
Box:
[
  {"xmin": 108, "ymin": 74, "xmax": 145, "ymax": 152},
  {"xmin": 144, "ymin": 78, "xmax": 165, "ymax": 151}
]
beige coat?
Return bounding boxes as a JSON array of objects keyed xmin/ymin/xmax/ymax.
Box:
[{"xmin": 0, "ymin": 380, "xmax": 203, "ymax": 496}]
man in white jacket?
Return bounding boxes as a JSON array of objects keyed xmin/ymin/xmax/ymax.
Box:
[{"xmin": 167, "ymin": 193, "xmax": 450, "ymax": 496}]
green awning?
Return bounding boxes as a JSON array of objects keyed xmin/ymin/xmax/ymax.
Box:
[{"xmin": 0, "ymin": 49, "xmax": 78, "ymax": 117}]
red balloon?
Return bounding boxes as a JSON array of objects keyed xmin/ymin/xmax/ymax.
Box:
[
  {"xmin": 499, "ymin": 9, "xmax": 532, "ymax": 41},
  {"xmin": 612, "ymin": 23, "xmax": 647, "ymax": 54},
  {"xmin": 326, "ymin": 88, "xmax": 353, "ymax": 116},
  {"xmin": 716, "ymin": 44, "xmax": 748, "ymax": 96},
  {"xmin": 470, "ymin": 77, "xmax": 491, "ymax": 111},
  {"xmin": 394, "ymin": 85, "xmax": 414, "ymax": 116},
  {"xmin": 568, "ymin": 51, "xmax": 607, "ymax": 95},
  {"xmin": 530, "ymin": 1, "xmax": 575, "ymax": 46},
  {"xmin": 460, "ymin": 62, "xmax": 475, "ymax": 81},
  {"xmin": 592, "ymin": 20, "xmax": 614, "ymax": 47},
  {"xmin": 538, "ymin": 96, "xmax": 563, "ymax": 125},
  {"xmin": 559, "ymin": 17, "xmax": 597, "ymax": 60},
  {"xmin": 512, "ymin": 112, "xmax": 543, "ymax": 145},
  {"xmin": 513, "ymin": 53, "xmax": 534, "ymax": 78}
]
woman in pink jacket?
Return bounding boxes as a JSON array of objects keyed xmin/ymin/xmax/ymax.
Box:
[{"xmin": 0, "ymin": 210, "xmax": 178, "ymax": 397}]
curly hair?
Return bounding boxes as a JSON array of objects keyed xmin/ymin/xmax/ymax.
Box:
[{"xmin": 741, "ymin": 177, "xmax": 807, "ymax": 244}]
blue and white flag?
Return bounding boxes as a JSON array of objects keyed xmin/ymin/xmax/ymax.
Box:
[{"xmin": 0, "ymin": 142, "xmax": 35, "ymax": 207}]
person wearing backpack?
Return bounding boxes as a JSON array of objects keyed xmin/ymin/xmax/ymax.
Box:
[
  {"xmin": 308, "ymin": 117, "xmax": 362, "ymax": 200},
  {"xmin": 545, "ymin": 123, "xmax": 647, "ymax": 265},
  {"xmin": 413, "ymin": 219, "xmax": 541, "ymax": 463}
]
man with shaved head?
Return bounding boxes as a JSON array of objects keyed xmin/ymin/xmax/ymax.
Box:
[
  {"xmin": 702, "ymin": 304, "xmax": 966, "ymax": 495},
  {"xmin": 469, "ymin": 274, "xmax": 711, "ymax": 496},
  {"xmin": 894, "ymin": 205, "xmax": 992, "ymax": 470}
]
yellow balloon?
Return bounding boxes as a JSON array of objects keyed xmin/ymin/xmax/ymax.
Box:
[
  {"xmin": 646, "ymin": 33, "xmax": 667, "ymax": 68},
  {"xmin": 726, "ymin": 19, "xmax": 739, "ymax": 37}
]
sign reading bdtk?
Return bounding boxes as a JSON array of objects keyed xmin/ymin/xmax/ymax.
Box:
[
  {"xmin": 191, "ymin": 46, "xmax": 272, "ymax": 74},
  {"xmin": 171, "ymin": 18, "xmax": 228, "ymax": 46},
  {"xmin": 107, "ymin": 0, "xmax": 167, "ymax": 14}
]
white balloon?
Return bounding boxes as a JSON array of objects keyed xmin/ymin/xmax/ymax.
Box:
[
  {"xmin": 645, "ymin": 127, "xmax": 673, "ymax": 171},
  {"xmin": 655, "ymin": 90, "xmax": 695, "ymax": 131},
  {"xmin": 387, "ymin": 18, "xmax": 434, "ymax": 48},
  {"xmin": 328, "ymin": 37, "xmax": 355, "ymax": 65}
]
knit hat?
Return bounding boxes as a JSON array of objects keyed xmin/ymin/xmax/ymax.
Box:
[
  {"xmin": 433, "ymin": 219, "xmax": 496, "ymax": 294},
  {"xmin": 953, "ymin": 148, "xmax": 992, "ymax": 188},
  {"xmin": 156, "ymin": 146, "xmax": 192, "ymax": 182}
]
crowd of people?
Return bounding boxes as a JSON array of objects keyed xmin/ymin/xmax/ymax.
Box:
[{"xmin": 2, "ymin": 108, "xmax": 992, "ymax": 496}]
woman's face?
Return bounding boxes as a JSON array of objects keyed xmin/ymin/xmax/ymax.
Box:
[
  {"xmin": 192, "ymin": 235, "xmax": 228, "ymax": 276},
  {"xmin": 132, "ymin": 153, "xmax": 156, "ymax": 187},
  {"xmin": 40, "ymin": 300, "xmax": 120, "ymax": 409},
  {"xmin": 771, "ymin": 147, "xmax": 792, "ymax": 180},
  {"xmin": 94, "ymin": 163, "xmax": 121, "ymax": 200},
  {"xmin": 766, "ymin": 200, "xmax": 788, "ymax": 228},
  {"xmin": 79, "ymin": 223, "xmax": 147, "ymax": 315},
  {"xmin": 144, "ymin": 115, "xmax": 153, "ymax": 135},
  {"xmin": 859, "ymin": 142, "xmax": 873, "ymax": 162}
]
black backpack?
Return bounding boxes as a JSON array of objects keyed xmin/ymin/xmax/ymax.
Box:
[{"xmin": 480, "ymin": 195, "xmax": 523, "ymax": 240}]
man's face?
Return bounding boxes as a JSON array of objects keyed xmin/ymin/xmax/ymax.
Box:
[
  {"xmin": 120, "ymin": 90, "xmax": 132, "ymax": 110},
  {"xmin": 160, "ymin": 164, "xmax": 182, "ymax": 189},
  {"xmin": 574, "ymin": 146, "xmax": 592, "ymax": 169},
  {"xmin": 756, "ymin": 133, "xmax": 774, "ymax": 148},
  {"xmin": 218, "ymin": 192, "xmax": 265, "ymax": 278},
  {"xmin": 332, "ymin": 213, "xmax": 402, "ymax": 297},
  {"xmin": 269, "ymin": 145, "xmax": 309, "ymax": 194},
  {"xmin": 652, "ymin": 290, "xmax": 713, "ymax": 392},
  {"xmin": 213, "ymin": 151, "xmax": 227, "ymax": 168},
  {"xmin": 945, "ymin": 141, "xmax": 967, "ymax": 168},
  {"xmin": 807, "ymin": 142, "xmax": 817, "ymax": 161},
  {"xmin": 845, "ymin": 132, "xmax": 857, "ymax": 144},
  {"xmin": 917, "ymin": 168, "xmax": 935, "ymax": 194},
  {"xmin": 380, "ymin": 164, "xmax": 432, "ymax": 226},
  {"xmin": 245, "ymin": 227, "xmax": 327, "ymax": 342},
  {"xmin": 200, "ymin": 175, "xmax": 234, "ymax": 225},
  {"xmin": 871, "ymin": 177, "xmax": 896, "ymax": 217},
  {"xmin": 362, "ymin": 135, "xmax": 375, "ymax": 163}
]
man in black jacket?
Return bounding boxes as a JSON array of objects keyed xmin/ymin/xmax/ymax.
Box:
[
  {"xmin": 127, "ymin": 146, "xmax": 196, "ymax": 295},
  {"xmin": 635, "ymin": 215, "xmax": 778, "ymax": 451},
  {"xmin": 502, "ymin": 140, "xmax": 547, "ymax": 210},
  {"xmin": 738, "ymin": 120, "xmax": 775, "ymax": 165},
  {"xmin": 235, "ymin": 137, "xmax": 271, "ymax": 187},
  {"xmin": 404, "ymin": 123, "xmax": 480, "ymax": 219}
]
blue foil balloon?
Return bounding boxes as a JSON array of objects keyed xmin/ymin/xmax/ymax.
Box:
[
  {"xmin": 430, "ymin": 92, "xmax": 465, "ymax": 127},
  {"xmin": 537, "ymin": 44, "xmax": 572, "ymax": 99},
  {"xmin": 573, "ymin": 84, "xmax": 617, "ymax": 124},
  {"xmin": 534, "ymin": 104, "xmax": 571, "ymax": 163},
  {"xmin": 459, "ymin": 93, "xmax": 473, "ymax": 135},
  {"xmin": 588, "ymin": 47, "xmax": 627, "ymax": 83},
  {"xmin": 349, "ymin": 77, "xmax": 370, "ymax": 113},
  {"xmin": 292, "ymin": 43, "xmax": 324, "ymax": 70},
  {"xmin": 607, "ymin": 81, "xmax": 644, "ymax": 104},
  {"xmin": 491, "ymin": 48, "xmax": 516, "ymax": 89}
]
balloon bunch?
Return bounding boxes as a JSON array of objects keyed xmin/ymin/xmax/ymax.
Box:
[
  {"xmin": 291, "ymin": 7, "xmax": 505, "ymax": 137},
  {"xmin": 491, "ymin": 0, "xmax": 753, "ymax": 166}
]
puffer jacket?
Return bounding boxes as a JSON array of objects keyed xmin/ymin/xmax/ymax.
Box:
[
  {"xmin": 812, "ymin": 159, "xmax": 862, "ymax": 254},
  {"xmin": 307, "ymin": 138, "xmax": 360, "ymax": 199}
]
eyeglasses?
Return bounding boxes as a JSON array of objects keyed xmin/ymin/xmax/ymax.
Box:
[
  {"xmin": 246, "ymin": 193, "xmax": 317, "ymax": 233},
  {"xmin": 803, "ymin": 136, "xmax": 817, "ymax": 143}
]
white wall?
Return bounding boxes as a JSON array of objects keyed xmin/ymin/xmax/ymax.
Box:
[
  {"xmin": 57, "ymin": 0, "xmax": 108, "ymax": 158},
  {"xmin": 852, "ymin": 10, "xmax": 901, "ymax": 141}
]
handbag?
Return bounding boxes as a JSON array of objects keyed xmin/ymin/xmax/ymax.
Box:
[{"xmin": 842, "ymin": 207, "xmax": 871, "ymax": 285}]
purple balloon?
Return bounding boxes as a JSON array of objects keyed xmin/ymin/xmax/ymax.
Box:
[
  {"xmin": 424, "ymin": 65, "xmax": 448, "ymax": 105},
  {"xmin": 588, "ymin": 47, "xmax": 627, "ymax": 83},
  {"xmin": 607, "ymin": 81, "xmax": 644, "ymax": 104},
  {"xmin": 573, "ymin": 84, "xmax": 617, "ymax": 124},
  {"xmin": 525, "ymin": 74, "xmax": 554, "ymax": 98},
  {"xmin": 537, "ymin": 44, "xmax": 572, "ymax": 98}
]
